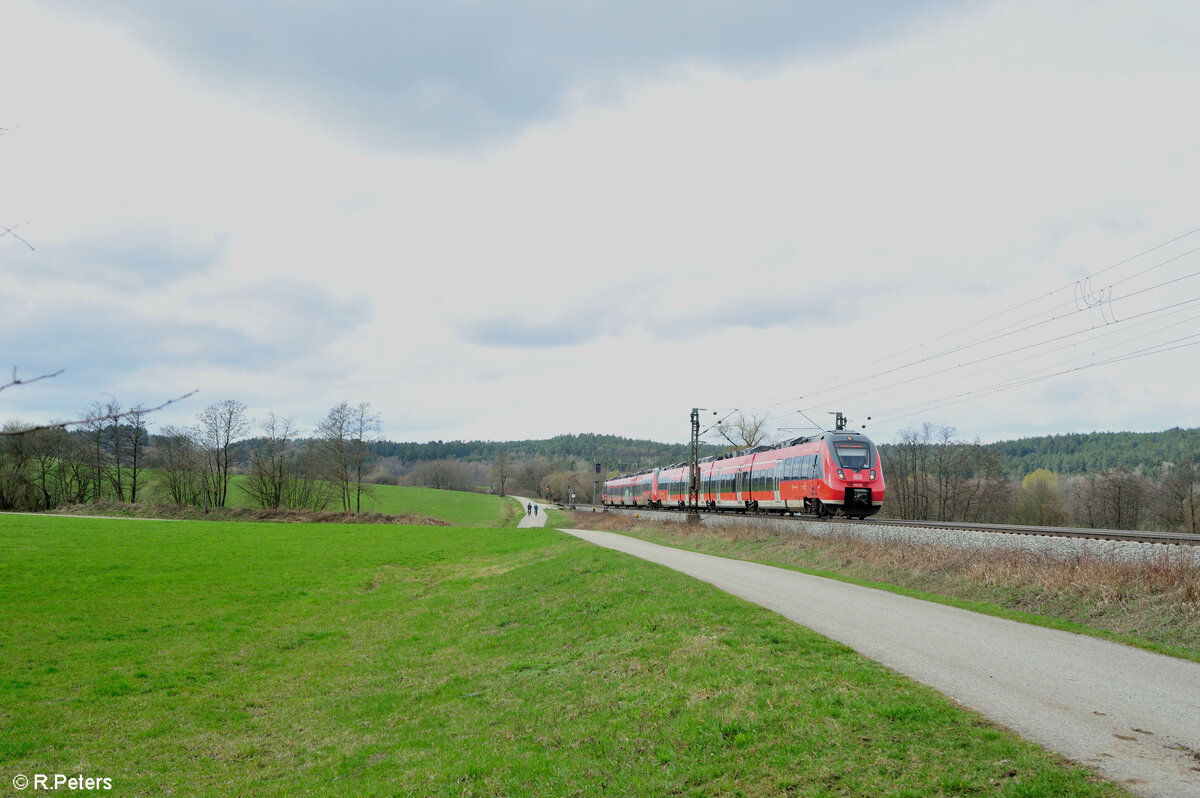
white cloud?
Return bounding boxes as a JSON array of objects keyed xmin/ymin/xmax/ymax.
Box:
[{"xmin": 3, "ymin": 0, "xmax": 1199, "ymax": 446}]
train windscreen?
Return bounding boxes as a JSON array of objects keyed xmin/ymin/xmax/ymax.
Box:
[{"xmin": 832, "ymin": 440, "xmax": 874, "ymax": 470}]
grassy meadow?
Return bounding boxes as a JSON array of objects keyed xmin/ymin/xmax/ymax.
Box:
[
  {"xmin": 216, "ymin": 480, "xmax": 518, "ymax": 528},
  {"xmin": 0, "ymin": 497, "xmax": 1131, "ymax": 796}
]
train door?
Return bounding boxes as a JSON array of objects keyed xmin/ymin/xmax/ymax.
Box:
[
  {"xmin": 774, "ymin": 459, "xmax": 782, "ymax": 505},
  {"xmin": 735, "ymin": 467, "xmax": 744, "ymax": 505}
]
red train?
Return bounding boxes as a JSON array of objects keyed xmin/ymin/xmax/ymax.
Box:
[{"xmin": 602, "ymin": 430, "xmax": 885, "ymax": 518}]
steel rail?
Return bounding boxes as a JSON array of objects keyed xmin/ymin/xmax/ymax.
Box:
[
  {"xmin": 600, "ymin": 506, "xmax": 1200, "ymax": 546},
  {"xmin": 842, "ymin": 517, "xmax": 1200, "ymax": 546}
]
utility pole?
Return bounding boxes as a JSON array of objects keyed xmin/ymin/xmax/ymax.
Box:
[{"xmin": 688, "ymin": 407, "xmax": 700, "ymax": 520}]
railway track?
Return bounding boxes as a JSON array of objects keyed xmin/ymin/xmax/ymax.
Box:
[{"xmin": 600, "ymin": 506, "xmax": 1200, "ymax": 547}]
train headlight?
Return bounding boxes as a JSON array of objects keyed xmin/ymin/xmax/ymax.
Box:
[
  {"xmin": 870, "ymin": 470, "xmax": 876, "ymax": 481},
  {"xmin": 836, "ymin": 468, "xmax": 845, "ymax": 480}
]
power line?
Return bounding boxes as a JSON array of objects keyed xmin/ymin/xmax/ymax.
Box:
[
  {"xmin": 744, "ymin": 228, "xmax": 1200, "ymax": 435},
  {"xmin": 758, "ymin": 228, "xmax": 1200, "ymax": 413}
]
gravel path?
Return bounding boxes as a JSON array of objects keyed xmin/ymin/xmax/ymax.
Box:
[
  {"xmin": 564, "ymin": 527, "xmax": 1200, "ymax": 798},
  {"xmin": 511, "ymin": 496, "xmax": 547, "ymax": 528}
]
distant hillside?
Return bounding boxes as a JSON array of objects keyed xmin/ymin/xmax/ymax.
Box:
[
  {"xmin": 987, "ymin": 427, "xmax": 1200, "ymax": 476},
  {"xmin": 364, "ymin": 428, "xmax": 1199, "ymax": 477},
  {"xmin": 367, "ymin": 433, "xmax": 723, "ymax": 472},
  {"xmin": 237, "ymin": 427, "xmax": 1199, "ymax": 480}
]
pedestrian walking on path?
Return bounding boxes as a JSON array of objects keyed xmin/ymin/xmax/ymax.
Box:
[{"xmin": 514, "ymin": 497, "xmax": 547, "ymax": 528}]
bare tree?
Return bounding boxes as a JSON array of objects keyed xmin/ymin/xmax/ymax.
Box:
[
  {"xmin": 125, "ymin": 403, "xmax": 149, "ymax": 504},
  {"xmin": 315, "ymin": 401, "xmax": 381, "ymax": 512},
  {"xmin": 1, "ymin": 368, "xmax": 186, "ymax": 508},
  {"xmin": 961, "ymin": 443, "xmax": 1013, "ymax": 523},
  {"xmin": 79, "ymin": 402, "xmax": 107, "ymax": 503},
  {"xmin": 289, "ymin": 447, "xmax": 336, "ymax": 510},
  {"xmin": 347, "ymin": 402, "xmax": 381, "ymax": 513},
  {"xmin": 1156, "ymin": 459, "xmax": 1199, "ymax": 535},
  {"xmin": 25, "ymin": 427, "xmax": 70, "ymax": 510},
  {"xmin": 241, "ymin": 412, "xmax": 337, "ymax": 511},
  {"xmin": 101, "ymin": 400, "xmax": 129, "ymax": 501},
  {"xmin": 0, "ymin": 420, "xmax": 37, "ymax": 509},
  {"xmin": 412, "ymin": 459, "xmax": 476, "ymax": 491},
  {"xmin": 150, "ymin": 426, "xmax": 204, "ymax": 505},
  {"xmin": 1072, "ymin": 468, "xmax": 1149, "ymax": 530},
  {"xmin": 887, "ymin": 423, "xmax": 933, "ymax": 519},
  {"xmin": 314, "ymin": 402, "xmax": 352, "ymax": 510},
  {"xmin": 490, "ymin": 451, "xmax": 511, "ymax": 496},
  {"xmin": 243, "ymin": 412, "xmax": 297, "ymax": 510},
  {"xmin": 516, "ymin": 456, "xmax": 554, "ymax": 495},
  {"xmin": 56, "ymin": 433, "xmax": 93, "ymax": 504},
  {"xmin": 715, "ymin": 411, "xmax": 770, "ymax": 449},
  {"xmin": 195, "ymin": 399, "xmax": 250, "ymax": 509}
]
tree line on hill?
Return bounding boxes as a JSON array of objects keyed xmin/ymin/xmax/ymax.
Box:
[
  {"xmin": 878, "ymin": 423, "xmax": 1199, "ymax": 534},
  {"xmin": 2, "ymin": 387, "xmax": 1196, "ymax": 534},
  {"xmin": 985, "ymin": 427, "xmax": 1200, "ymax": 475},
  {"xmin": 1, "ymin": 396, "xmax": 669, "ymax": 512},
  {"xmin": 0, "ymin": 398, "xmax": 382, "ymax": 514}
]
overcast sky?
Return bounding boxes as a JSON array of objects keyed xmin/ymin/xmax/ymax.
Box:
[{"xmin": 3, "ymin": 0, "xmax": 1199, "ymax": 447}]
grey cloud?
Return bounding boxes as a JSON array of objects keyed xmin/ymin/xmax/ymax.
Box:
[
  {"xmin": 24, "ymin": 229, "xmax": 226, "ymax": 288},
  {"xmin": 2, "ymin": 274, "xmax": 369, "ymax": 421},
  {"xmin": 460, "ymin": 287, "xmax": 863, "ymax": 350},
  {"xmin": 461, "ymin": 315, "xmax": 598, "ymax": 349},
  {"xmin": 46, "ymin": 0, "xmax": 969, "ymax": 151},
  {"xmin": 8, "ymin": 306, "xmax": 253, "ymax": 387}
]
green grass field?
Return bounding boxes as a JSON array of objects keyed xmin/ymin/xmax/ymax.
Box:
[
  {"xmin": 0, "ymin": 506, "xmax": 1128, "ymax": 796},
  {"xmin": 218, "ymin": 479, "xmax": 517, "ymax": 528}
]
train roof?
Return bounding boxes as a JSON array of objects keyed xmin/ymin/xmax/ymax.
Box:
[{"xmin": 604, "ymin": 430, "xmax": 875, "ymax": 479}]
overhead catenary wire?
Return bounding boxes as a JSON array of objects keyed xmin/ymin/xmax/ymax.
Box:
[
  {"xmin": 737, "ymin": 228, "xmax": 1200, "ymax": 437},
  {"xmin": 868, "ymin": 333, "xmax": 1200, "ymax": 427},
  {"xmin": 842, "ymin": 301, "xmax": 1200, "ymax": 416},
  {"xmin": 758, "ymin": 246, "xmax": 1200, "ymax": 417},
  {"xmin": 757, "ymin": 227, "xmax": 1200, "ymax": 413}
]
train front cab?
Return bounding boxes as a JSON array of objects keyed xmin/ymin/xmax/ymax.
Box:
[{"xmin": 813, "ymin": 433, "xmax": 884, "ymax": 518}]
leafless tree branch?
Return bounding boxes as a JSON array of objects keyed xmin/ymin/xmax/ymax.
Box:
[
  {"xmin": 1, "ymin": 367, "xmax": 197, "ymax": 435},
  {"xmin": 0, "ymin": 222, "xmax": 35, "ymax": 251},
  {"xmin": 1, "ymin": 367, "xmax": 65, "ymax": 394}
]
